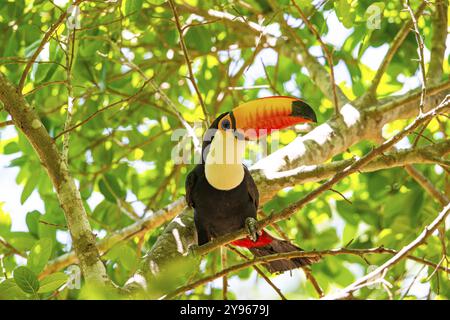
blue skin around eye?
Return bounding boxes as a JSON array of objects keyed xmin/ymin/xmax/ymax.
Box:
[{"xmin": 222, "ymin": 119, "xmax": 231, "ymax": 129}]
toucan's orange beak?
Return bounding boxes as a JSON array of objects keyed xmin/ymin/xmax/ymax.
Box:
[{"xmin": 224, "ymin": 96, "xmax": 317, "ymax": 140}]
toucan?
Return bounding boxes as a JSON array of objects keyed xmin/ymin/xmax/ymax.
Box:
[{"xmin": 185, "ymin": 96, "xmax": 319, "ymax": 273}]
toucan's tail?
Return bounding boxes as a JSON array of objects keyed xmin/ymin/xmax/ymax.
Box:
[{"xmin": 234, "ymin": 231, "xmax": 319, "ymax": 274}]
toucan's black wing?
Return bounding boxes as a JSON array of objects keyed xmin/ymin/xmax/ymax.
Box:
[
  {"xmin": 185, "ymin": 168, "xmax": 197, "ymax": 208},
  {"xmin": 244, "ymin": 166, "xmax": 259, "ymax": 210}
]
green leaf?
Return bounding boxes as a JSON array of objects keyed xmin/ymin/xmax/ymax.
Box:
[
  {"xmin": 3, "ymin": 142, "xmax": 19, "ymax": 154},
  {"xmin": 38, "ymin": 272, "xmax": 68, "ymax": 293},
  {"xmin": 26, "ymin": 210, "xmax": 41, "ymax": 238},
  {"xmin": 27, "ymin": 238, "xmax": 53, "ymax": 274},
  {"xmin": 119, "ymin": 245, "xmax": 138, "ymax": 271},
  {"xmin": 13, "ymin": 266, "xmax": 40, "ymax": 295},
  {"xmin": 121, "ymin": 0, "xmax": 143, "ymax": 16},
  {"xmin": 342, "ymin": 224, "xmax": 357, "ymax": 246},
  {"xmin": 5, "ymin": 232, "xmax": 36, "ymax": 251},
  {"xmin": 0, "ymin": 279, "xmax": 27, "ymax": 300},
  {"xmin": 334, "ymin": 0, "xmax": 354, "ymax": 28},
  {"xmin": 98, "ymin": 174, "xmax": 126, "ymax": 203},
  {"xmin": 20, "ymin": 170, "xmax": 41, "ymax": 204},
  {"xmin": 106, "ymin": 243, "xmax": 138, "ymax": 271},
  {"xmin": 185, "ymin": 27, "xmax": 213, "ymax": 54}
]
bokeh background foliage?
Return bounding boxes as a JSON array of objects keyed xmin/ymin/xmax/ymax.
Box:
[{"xmin": 0, "ymin": 0, "xmax": 449, "ymax": 299}]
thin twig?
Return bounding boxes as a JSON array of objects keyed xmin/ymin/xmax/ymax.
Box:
[
  {"xmin": 303, "ymin": 267, "xmax": 324, "ymax": 298},
  {"xmin": 0, "ymin": 120, "xmax": 14, "ymax": 128},
  {"xmin": 165, "ymin": 245, "xmax": 450, "ymax": 299},
  {"xmin": 168, "ymin": 0, "xmax": 210, "ymax": 126},
  {"xmin": 54, "ymin": 78, "xmax": 152, "ymax": 139},
  {"xmin": 227, "ymin": 245, "xmax": 287, "ymax": 300},
  {"xmin": 363, "ymin": 1, "xmax": 427, "ymax": 102},
  {"xmin": 0, "ymin": 237, "xmax": 26, "ymax": 257},
  {"xmin": 405, "ymin": 165, "xmax": 449, "ymax": 206},
  {"xmin": 18, "ymin": 0, "xmax": 84, "ymax": 92},
  {"xmin": 221, "ymin": 247, "xmax": 228, "ymax": 300},
  {"xmin": 330, "ymin": 188, "xmax": 352, "ymax": 204},
  {"xmin": 23, "ymin": 80, "xmax": 67, "ymax": 96},
  {"xmin": 325, "ymin": 203, "xmax": 450, "ymax": 300},
  {"xmin": 401, "ymin": 264, "xmax": 426, "ymax": 299},
  {"xmin": 106, "ymin": 37, "xmax": 202, "ymax": 154},
  {"xmin": 62, "ymin": 1, "xmax": 79, "ymax": 163},
  {"xmin": 405, "ymin": 0, "xmax": 427, "ymax": 115},
  {"xmin": 404, "ymin": 164, "xmax": 449, "ymax": 279},
  {"xmin": 291, "ymin": 0, "xmax": 339, "ymax": 113},
  {"xmin": 261, "ymin": 59, "xmax": 282, "ymax": 95}
]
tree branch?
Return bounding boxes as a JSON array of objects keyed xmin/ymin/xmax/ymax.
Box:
[
  {"xmin": 427, "ymin": 0, "xmax": 448, "ymax": 85},
  {"xmin": 43, "ymin": 139, "xmax": 449, "ymax": 277},
  {"xmin": 251, "ymin": 81, "xmax": 449, "ymax": 175},
  {"xmin": 361, "ymin": 1, "xmax": 427, "ymax": 104},
  {"xmin": 168, "ymin": 0, "xmax": 210, "ymax": 126},
  {"xmin": 405, "ymin": 0, "xmax": 427, "ymax": 114},
  {"xmin": 18, "ymin": 0, "xmax": 84, "ymax": 92},
  {"xmin": 165, "ymin": 245, "xmax": 450, "ymax": 299},
  {"xmin": 40, "ymin": 198, "xmax": 186, "ymax": 278},
  {"xmin": 405, "ymin": 165, "xmax": 449, "ymax": 207},
  {"xmin": 291, "ymin": 0, "xmax": 340, "ymax": 113},
  {"xmin": 0, "ymin": 120, "xmax": 14, "ymax": 128},
  {"xmin": 0, "ymin": 72, "xmax": 109, "ymax": 285},
  {"xmin": 181, "ymin": 1, "xmax": 350, "ymax": 107},
  {"xmin": 324, "ymin": 203, "xmax": 450, "ymax": 300},
  {"xmin": 194, "ymin": 97, "xmax": 449, "ymax": 255},
  {"xmin": 226, "ymin": 245, "xmax": 287, "ymax": 300},
  {"xmin": 61, "ymin": 2, "xmax": 79, "ymax": 162}
]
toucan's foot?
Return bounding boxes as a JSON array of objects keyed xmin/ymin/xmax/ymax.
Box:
[{"xmin": 245, "ymin": 217, "xmax": 261, "ymax": 242}]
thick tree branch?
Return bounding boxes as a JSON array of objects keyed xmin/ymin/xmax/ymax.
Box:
[
  {"xmin": 254, "ymin": 139, "xmax": 450, "ymax": 203},
  {"xmin": 41, "ymin": 198, "xmax": 186, "ymax": 278},
  {"xmin": 43, "ymin": 139, "xmax": 449, "ymax": 277},
  {"xmin": 194, "ymin": 97, "xmax": 450, "ymax": 255},
  {"xmin": 0, "ymin": 72, "xmax": 109, "ymax": 284},
  {"xmin": 252, "ymin": 81, "xmax": 449, "ymax": 174}
]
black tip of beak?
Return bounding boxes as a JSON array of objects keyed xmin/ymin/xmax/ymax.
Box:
[{"xmin": 292, "ymin": 100, "xmax": 317, "ymax": 123}]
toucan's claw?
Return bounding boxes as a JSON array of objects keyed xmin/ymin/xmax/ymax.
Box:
[{"xmin": 245, "ymin": 217, "xmax": 261, "ymax": 242}]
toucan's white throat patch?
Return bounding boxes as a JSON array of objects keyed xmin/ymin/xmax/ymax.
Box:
[{"xmin": 205, "ymin": 130, "xmax": 246, "ymax": 190}]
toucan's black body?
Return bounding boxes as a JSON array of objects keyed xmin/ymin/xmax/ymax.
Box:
[
  {"xmin": 186, "ymin": 163, "xmax": 258, "ymax": 245},
  {"xmin": 185, "ymin": 97, "xmax": 319, "ymax": 273}
]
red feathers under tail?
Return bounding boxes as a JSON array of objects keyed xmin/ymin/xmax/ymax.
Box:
[{"xmin": 232, "ymin": 231, "xmax": 319, "ymax": 274}]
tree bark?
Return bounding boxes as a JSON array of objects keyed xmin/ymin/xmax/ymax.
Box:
[{"xmin": 0, "ymin": 72, "xmax": 109, "ymax": 285}]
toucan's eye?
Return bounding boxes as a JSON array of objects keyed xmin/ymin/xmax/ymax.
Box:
[{"xmin": 221, "ymin": 119, "xmax": 231, "ymax": 130}]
